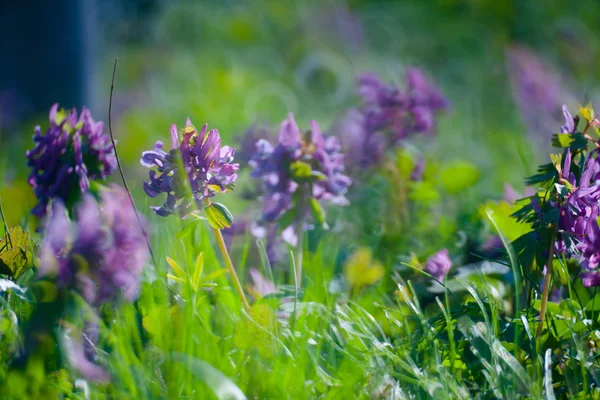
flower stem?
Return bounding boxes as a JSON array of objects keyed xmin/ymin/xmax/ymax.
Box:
[
  {"xmin": 294, "ymin": 185, "xmax": 306, "ymax": 289},
  {"xmin": 107, "ymin": 57, "xmax": 158, "ymax": 268},
  {"xmin": 536, "ymin": 228, "xmax": 557, "ymax": 338},
  {"xmin": 203, "ymin": 198, "xmax": 250, "ymax": 311}
]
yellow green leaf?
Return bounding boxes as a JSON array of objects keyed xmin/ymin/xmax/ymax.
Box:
[
  {"xmin": 191, "ymin": 252, "xmax": 205, "ymax": 291},
  {"xmin": 166, "ymin": 274, "xmax": 185, "ymax": 283},
  {"xmin": 166, "ymin": 257, "xmax": 186, "ymax": 279},
  {"xmin": 580, "ymin": 103, "xmax": 594, "ymax": 122},
  {"xmin": 0, "ymin": 226, "xmax": 34, "ymax": 279},
  {"xmin": 344, "ymin": 247, "xmax": 384, "ymax": 289}
]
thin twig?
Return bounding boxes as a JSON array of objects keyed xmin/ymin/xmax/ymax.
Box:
[
  {"xmin": 0, "ymin": 197, "xmax": 12, "ymax": 249},
  {"xmin": 108, "ymin": 57, "xmax": 158, "ymax": 267}
]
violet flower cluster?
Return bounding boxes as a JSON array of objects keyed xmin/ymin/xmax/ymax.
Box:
[
  {"xmin": 26, "ymin": 104, "xmax": 117, "ymax": 217},
  {"xmin": 38, "ymin": 185, "xmax": 149, "ymax": 304},
  {"xmin": 141, "ymin": 118, "xmax": 239, "ymax": 217},
  {"xmin": 506, "ymin": 46, "xmax": 575, "ymax": 147},
  {"xmin": 249, "ymin": 113, "xmax": 351, "ymax": 243},
  {"xmin": 526, "ymin": 105, "xmax": 600, "ymax": 287},
  {"xmin": 334, "ymin": 68, "xmax": 448, "ymax": 169},
  {"xmin": 425, "ymin": 248, "xmax": 452, "ymax": 282}
]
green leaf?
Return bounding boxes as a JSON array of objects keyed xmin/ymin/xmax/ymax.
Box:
[
  {"xmin": 439, "ymin": 160, "xmax": 480, "ymax": 194},
  {"xmin": 0, "ymin": 226, "xmax": 34, "ymax": 279},
  {"xmin": 191, "ymin": 252, "xmax": 204, "ymax": 291},
  {"xmin": 551, "ymin": 132, "xmax": 587, "ymax": 150},
  {"xmin": 205, "ymin": 202, "xmax": 234, "ymax": 230},
  {"xmin": 479, "ymin": 201, "xmax": 531, "ymax": 242},
  {"xmin": 233, "ymin": 304, "xmax": 278, "ymax": 358},
  {"xmin": 289, "ymin": 161, "xmax": 312, "ymax": 180},
  {"xmin": 396, "ymin": 150, "xmax": 416, "ymax": 180},
  {"xmin": 171, "ymin": 353, "xmax": 247, "ymax": 400},
  {"xmin": 408, "ymin": 182, "xmax": 439, "ymax": 205},
  {"xmin": 308, "ymin": 198, "xmax": 326, "ymax": 227},
  {"xmin": 166, "ymin": 257, "xmax": 186, "ymax": 279},
  {"xmin": 176, "ymin": 219, "xmax": 202, "ymax": 239}
]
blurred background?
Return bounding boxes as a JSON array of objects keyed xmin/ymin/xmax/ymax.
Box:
[{"xmin": 2, "ymin": 0, "xmax": 600, "ymax": 226}]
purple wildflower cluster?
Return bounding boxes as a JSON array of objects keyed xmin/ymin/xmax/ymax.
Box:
[
  {"xmin": 249, "ymin": 113, "xmax": 351, "ymax": 242},
  {"xmin": 140, "ymin": 118, "xmax": 239, "ymax": 216},
  {"xmin": 26, "ymin": 104, "xmax": 117, "ymax": 217},
  {"xmin": 506, "ymin": 46, "xmax": 574, "ymax": 146},
  {"xmin": 38, "ymin": 185, "xmax": 149, "ymax": 304},
  {"xmin": 425, "ymin": 248, "xmax": 452, "ymax": 282},
  {"xmin": 525, "ymin": 105, "xmax": 600, "ymax": 287},
  {"xmin": 335, "ymin": 68, "xmax": 448, "ymax": 169}
]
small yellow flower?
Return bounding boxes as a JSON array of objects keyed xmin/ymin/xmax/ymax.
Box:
[{"xmin": 344, "ymin": 247, "xmax": 384, "ymax": 291}]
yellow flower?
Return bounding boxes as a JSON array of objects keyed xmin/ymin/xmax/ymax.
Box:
[{"xmin": 344, "ymin": 248, "xmax": 384, "ymax": 291}]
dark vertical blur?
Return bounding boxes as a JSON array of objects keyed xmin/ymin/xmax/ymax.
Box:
[{"xmin": 0, "ymin": 0, "xmax": 94, "ymax": 128}]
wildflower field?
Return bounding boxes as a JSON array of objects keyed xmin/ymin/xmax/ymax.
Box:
[{"xmin": 4, "ymin": 1, "xmax": 600, "ymax": 398}]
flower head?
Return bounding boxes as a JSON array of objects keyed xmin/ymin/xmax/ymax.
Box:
[
  {"xmin": 38, "ymin": 185, "xmax": 149, "ymax": 304},
  {"xmin": 425, "ymin": 249, "xmax": 452, "ymax": 281},
  {"xmin": 141, "ymin": 118, "xmax": 239, "ymax": 217},
  {"xmin": 26, "ymin": 104, "xmax": 117, "ymax": 217},
  {"xmin": 250, "ymin": 113, "xmax": 351, "ymax": 227}
]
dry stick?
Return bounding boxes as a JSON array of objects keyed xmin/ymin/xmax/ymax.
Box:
[
  {"xmin": 536, "ymin": 228, "xmax": 557, "ymax": 338},
  {"xmin": 203, "ymin": 198, "xmax": 250, "ymax": 311},
  {"xmin": 108, "ymin": 57, "xmax": 158, "ymax": 267}
]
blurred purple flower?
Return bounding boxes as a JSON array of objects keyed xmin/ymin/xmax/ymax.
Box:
[
  {"xmin": 249, "ymin": 268, "xmax": 277, "ymax": 298},
  {"xmin": 236, "ymin": 124, "xmax": 274, "ymax": 165},
  {"xmin": 425, "ymin": 249, "xmax": 452, "ymax": 281},
  {"xmin": 62, "ymin": 330, "xmax": 109, "ymax": 382},
  {"xmin": 506, "ymin": 46, "xmax": 575, "ymax": 144},
  {"xmin": 38, "ymin": 185, "xmax": 149, "ymax": 305},
  {"xmin": 26, "ymin": 104, "xmax": 117, "ymax": 217},
  {"xmin": 140, "ymin": 118, "xmax": 239, "ymax": 217},
  {"xmin": 335, "ymin": 68, "xmax": 447, "ymax": 170},
  {"xmin": 303, "ymin": 3, "xmax": 364, "ymax": 49}
]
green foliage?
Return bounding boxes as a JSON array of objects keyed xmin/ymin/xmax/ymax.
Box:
[
  {"xmin": 439, "ymin": 160, "xmax": 480, "ymax": 194},
  {"xmin": 0, "ymin": 226, "xmax": 34, "ymax": 280}
]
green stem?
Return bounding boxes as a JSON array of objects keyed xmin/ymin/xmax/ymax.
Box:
[
  {"xmin": 107, "ymin": 57, "xmax": 158, "ymax": 268},
  {"xmin": 0, "ymin": 196, "xmax": 12, "ymax": 249},
  {"xmin": 294, "ymin": 185, "xmax": 306, "ymax": 289},
  {"xmin": 204, "ymin": 198, "xmax": 250, "ymax": 311},
  {"xmin": 536, "ymin": 228, "xmax": 557, "ymax": 338}
]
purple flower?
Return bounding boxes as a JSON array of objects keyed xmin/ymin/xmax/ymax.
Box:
[
  {"xmin": 425, "ymin": 249, "xmax": 452, "ymax": 281},
  {"xmin": 580, "ymin": 271, "xmax": 600, "ymax": 287},
  {"xmin": 335, "ymin": 68, "xmax": 447, "ymax": 170},
  {"xmin": 38, "ymin": 185, "xmax": 149, "ymax": 305},
  {"xmin": 26, "ymin": 104, "xmax": 117, "ymax": 217},
  {"xmin": 62, "ymin": 330, "xmax": 109, "ymax": 382},
  {"xmin": 140, "ymin": 118, "xmax": 239, "ymax": 217},
  {"xmin": 250, "ymin": 113, "xmax": 351, "ymax": 225},
  {"xmin": 506, "ymin": 47, "xmax": 575, "ymax": 144}
]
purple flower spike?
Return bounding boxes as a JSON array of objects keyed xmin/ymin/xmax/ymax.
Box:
[
  {"xmin": 425, "ymin": 249, "xmax": 452, "ymax": 281},
  {"xmin": 140, "ymin": 119, "xmax": 239, "ymax": 217},
  {"xmin": 561, "ymin": 105, "xmax": 576, "ymax": 134},
  {"xmin": 250, "ymin": 114, "xmax": 351, "ymax": 224},
  {"xmin": 38, "ymin": 185, "xmax": 149, "ymax": 305},
  {"xmin": 26, "ymin": 104, "xmax": 117, "ymax": 217},
  {"xmin": 334, "ymin": 68, "xmax": 448, "ymax": 170}
]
